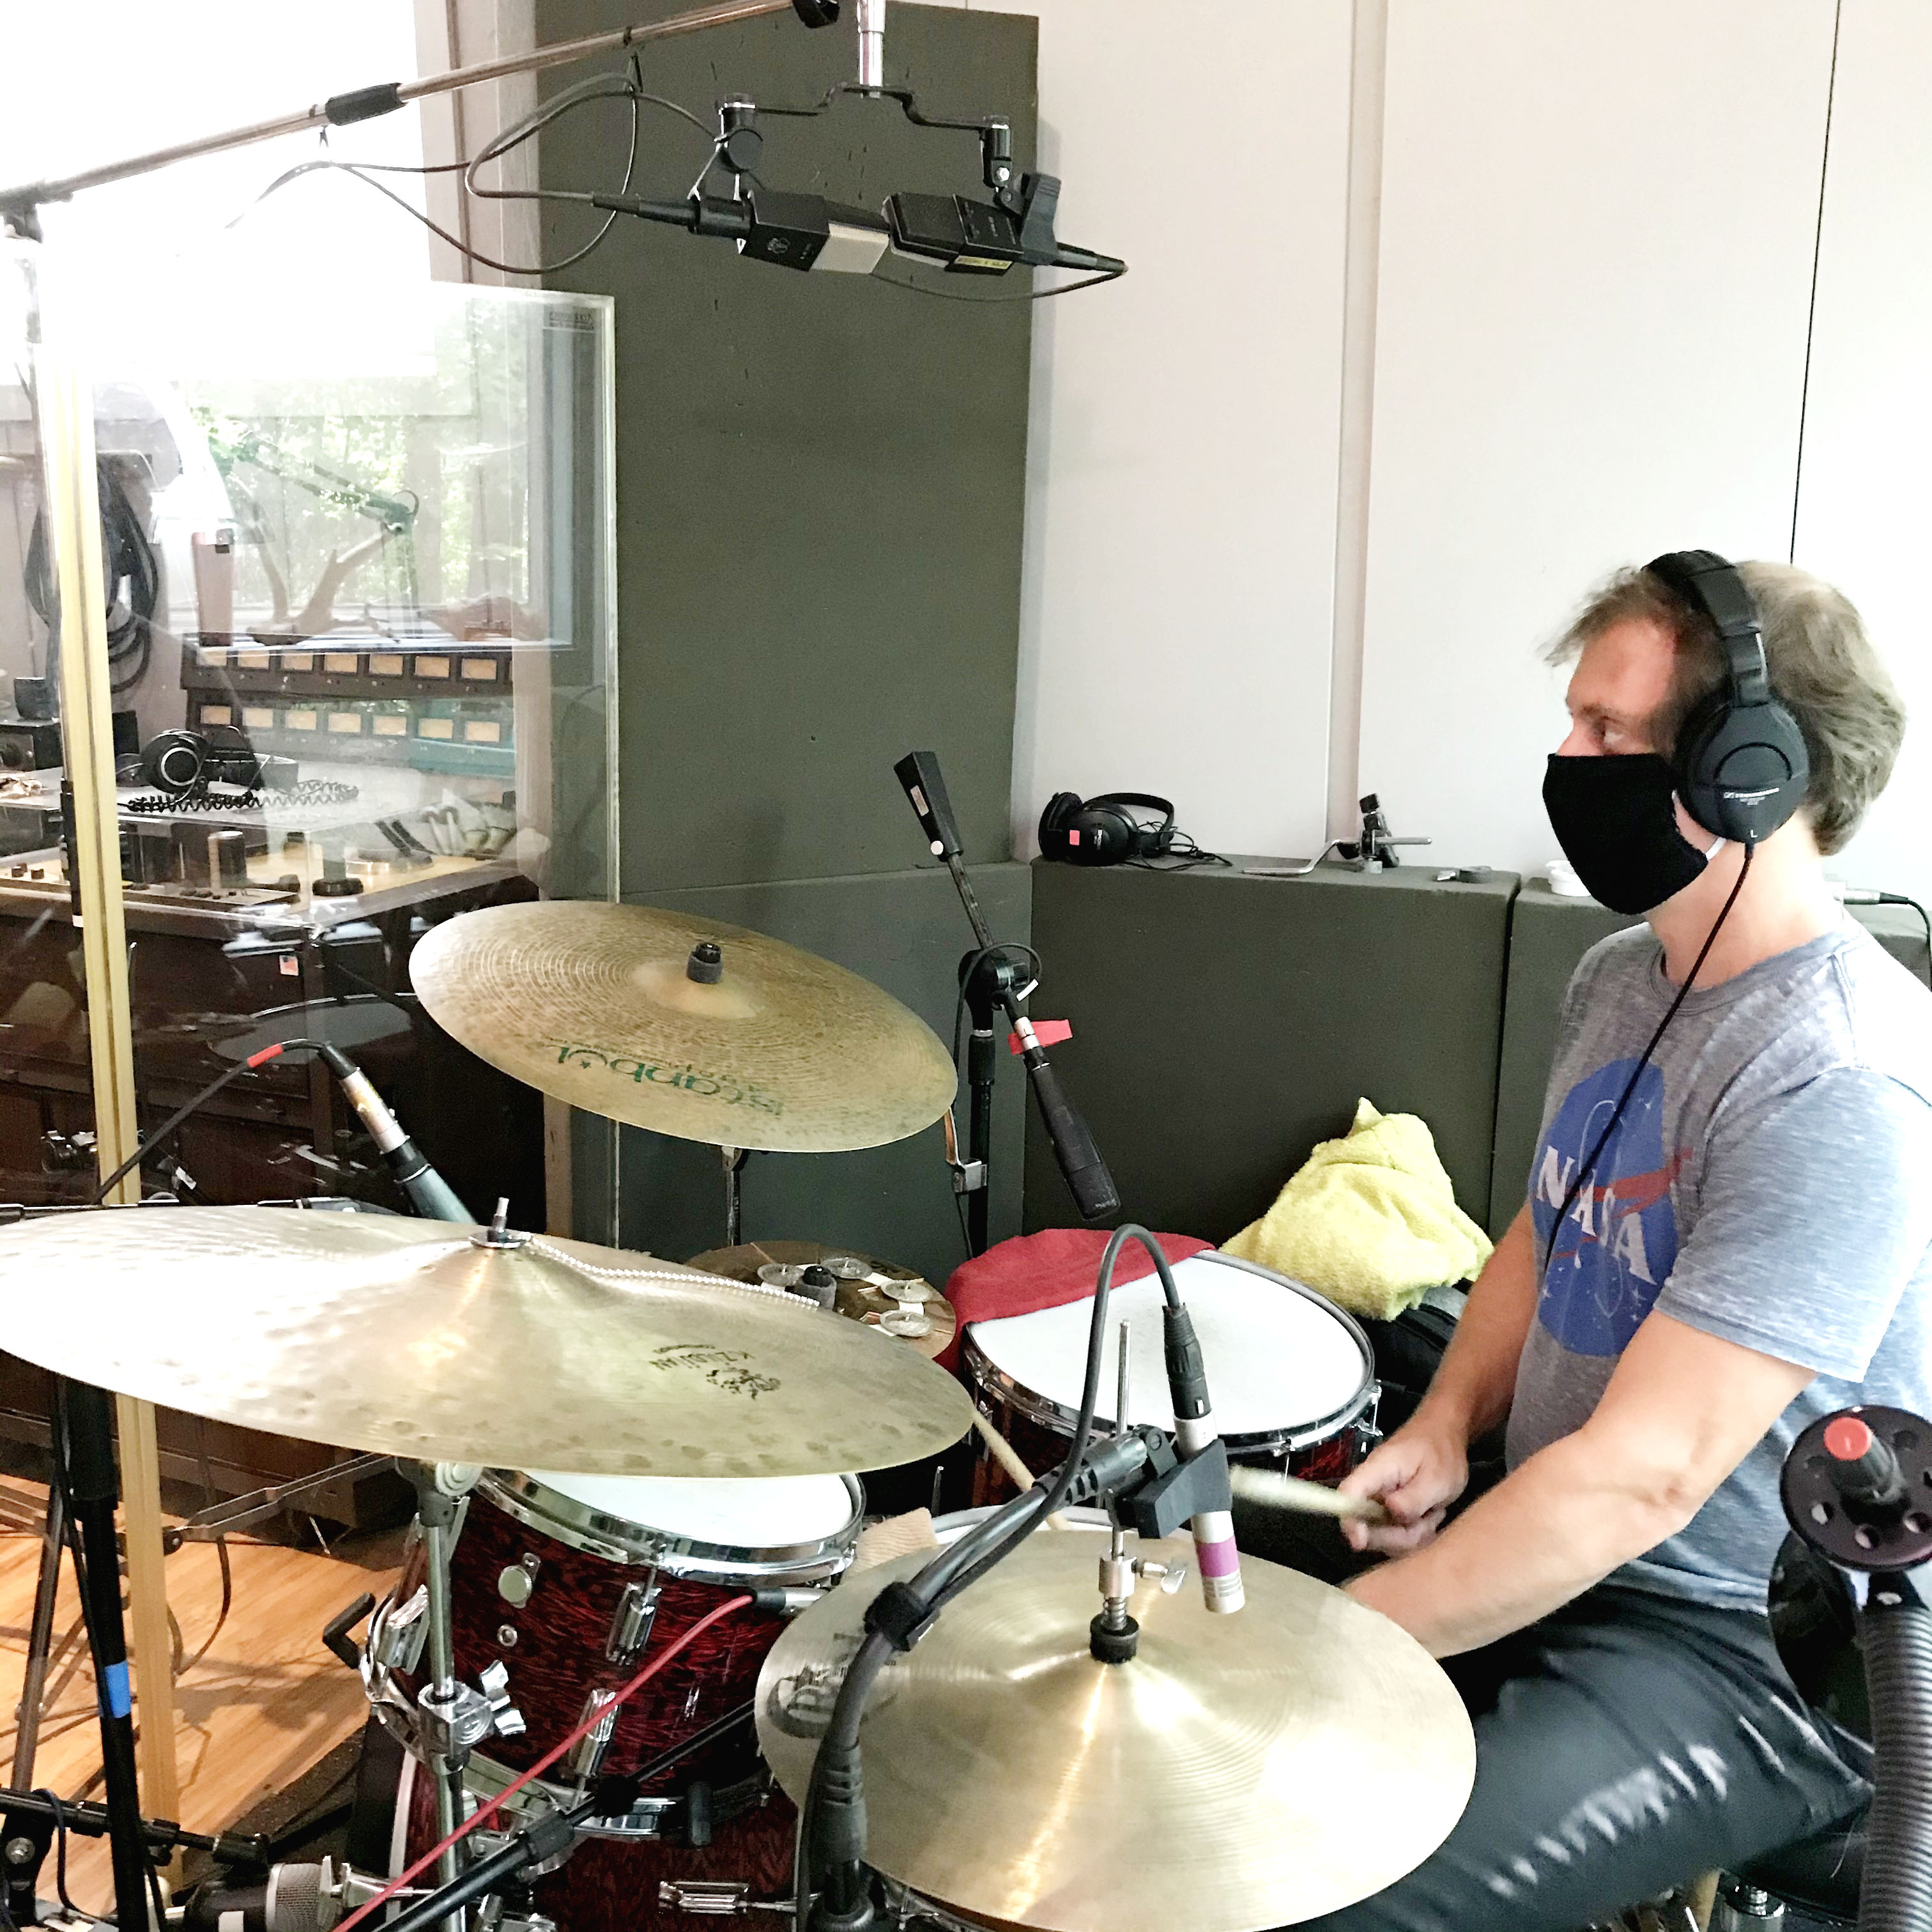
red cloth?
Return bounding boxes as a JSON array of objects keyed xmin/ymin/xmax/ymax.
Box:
[{"xmin": 939, "ymin": 1226, "xmax": 1215, "ymax": 1373}]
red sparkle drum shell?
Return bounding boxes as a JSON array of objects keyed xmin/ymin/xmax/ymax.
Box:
[
  {"xmin": 390, "ymin": 1469, "xmax": 861, "ymax": 1825},
  {"xmin": 962, "ymin": 1251, "xmax": 1380, "ymax": 1505}
]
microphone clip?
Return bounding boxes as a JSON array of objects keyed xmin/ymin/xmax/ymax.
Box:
[{"xmin": 1120, "ymin": 1436, "xmax": 1234, "ymax": 1545}]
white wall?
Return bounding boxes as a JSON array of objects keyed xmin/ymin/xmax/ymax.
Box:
[
  {"xmin": 1791, "ymin": 1, "xmax": 1932, "ymax": 902},
  {"xmin": 939, "ymin": 0, "xmax": 1353, "ymax": 864},
  {"xmin": 1, "ymin": 4, "xmax": 431, "ymax": 307},
  {"xmin": 995, "ymin": 1, "xmax": 1932, "ymax": 908},
  {"xmin": 1356, "ymin": 0, "xmax": 1836, "ymax": 876}
]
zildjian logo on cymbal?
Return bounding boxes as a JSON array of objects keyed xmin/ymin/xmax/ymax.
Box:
[
  {"xmin": 548, "ymin": 1042, "xmax": 785, "ymax": 1115},
  {"xmin": 649, "ymin": 1344, "xmax": 780, "ymax": 1399}
]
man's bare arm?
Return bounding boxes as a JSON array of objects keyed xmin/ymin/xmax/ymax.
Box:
[
  {"xmin": 1344, "ymin": 1310, "xmax": 1814, "ymax": 1655},
  {"xmin": 1335, "ymin": 1206, "xmax": 1540, "ymax": 1553}
]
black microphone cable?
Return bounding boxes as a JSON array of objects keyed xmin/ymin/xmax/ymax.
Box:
[{"xmin": 1540, "ymin": 843, "xmax": 1754, "ymax": 1282}]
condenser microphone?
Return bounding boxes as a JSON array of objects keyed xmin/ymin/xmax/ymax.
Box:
[
  {"xmin": 1164, "ymin": 1300, "xmax": 1244, "ymax": 1614},
  {"xmin": 312, "ymin": 1045, "xmax": 471, "ymax": 1223},
  {"xmin": 590, "ymin": 188, "xmax": 890, "ymax": 273}
]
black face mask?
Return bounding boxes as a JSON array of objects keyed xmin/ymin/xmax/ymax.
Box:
[{"xmin": 1543, "ymin": 753, "xmax": 1717, "ymax": 916}]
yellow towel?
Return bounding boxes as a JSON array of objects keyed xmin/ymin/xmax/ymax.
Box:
[{"xmin": 1222, "ymin": 1099, "xmax": 1492, "ymax": 1321}]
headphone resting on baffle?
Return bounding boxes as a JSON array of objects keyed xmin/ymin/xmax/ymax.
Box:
[
  {"xmin": 1646, "ymin": 549, "xmax": 1809, "ymax": 846},
  {"xmin": 1038, "ymin": 792, "xmax": 1177, "ymax": 866}
]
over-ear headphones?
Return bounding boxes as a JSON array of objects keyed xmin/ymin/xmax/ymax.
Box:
[
  {"xmin": 1038, "ymin": 792, "xmax": 1176, "ymax": 866},
  {"xmin": 137, "ymin": 725, "xmax": 275, "ymax": 795},
  {"xmin": 1647, "ymin": 549, "xmax": 1809, "ymax": 846}
]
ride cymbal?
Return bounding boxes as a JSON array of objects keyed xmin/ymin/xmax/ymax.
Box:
[
  {"xmin": 757, "ymin": 1532, "xmax": 1474, "ymax": 1932},
  {"xmin": 408, "ymin": 901, "xmax": 956, "ymax": 1153},
  {"xmin": 0, "ymin": 1206, "xmax": 975, "ymax": 1478}
]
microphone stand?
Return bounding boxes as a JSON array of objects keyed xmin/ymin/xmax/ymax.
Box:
[
  {"xmin": 54, "ymin": 1379, "xmax": 161, "ymax": 1932},
  {"xmin": 893, "ymin": 752, "xmax": 1120, "ymax": 1249}
]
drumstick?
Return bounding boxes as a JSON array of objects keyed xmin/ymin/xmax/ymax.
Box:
[
  {"xmin": 1229, "ymin": 1463, "xmax": 1392, "ymax": 1526},
  {"xmin": 970, "ymin": 1413, "xmax": 1075, "ymax": 1530}
]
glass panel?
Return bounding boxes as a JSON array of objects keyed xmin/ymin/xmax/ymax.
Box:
[{"xmin": 0, "ymin": 265, "xmax": 617, "ymax": 1233}]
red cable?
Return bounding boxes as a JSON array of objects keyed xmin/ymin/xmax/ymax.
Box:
[{"xmin": 335, "ymin": 1592, "xmax": 755, "ymax": 1932}]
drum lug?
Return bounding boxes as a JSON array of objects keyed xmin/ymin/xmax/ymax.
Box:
[
  {"xmin": 568, "ymin": 1688, "xmax": 620, "ymax": 1783},
  {"xmin": 606, "ymin": 1574, "xmax": 661, "ymax": 1665},
  {"xmin": 371, "ymin": 1584, "xmax": 430, "ymax": 1676},
  {"xmin": 1354, "ymin": 1383, "xmax": 1384, "ymax": 1455}
]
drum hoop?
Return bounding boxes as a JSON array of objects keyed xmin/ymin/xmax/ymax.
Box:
[
  {"xmin": 961, "ymin": 1254, "xmax": 1379, "ymax": 1453},
  {"xmin": 476, "ymin": 1470, "xmax": 865, "ymax": 1581}
]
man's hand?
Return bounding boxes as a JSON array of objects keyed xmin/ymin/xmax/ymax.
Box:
[{"xmin": 1338, "ymin": 1411, "xmax": 1469, "ymax": 1554}]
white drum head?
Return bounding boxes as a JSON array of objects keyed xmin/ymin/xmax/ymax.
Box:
[
  {"xmin": 967, "ymin": 1252, "xmax": 1368, "ymax": 1438},
  {"xmin": 521, "ymin": 1469, "xmax": 857, "ymax": 1549}
]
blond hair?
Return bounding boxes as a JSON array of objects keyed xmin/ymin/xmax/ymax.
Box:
[{"xmin": 1548, "ymin": 560, "xmax": 1905, "ymax": 853}]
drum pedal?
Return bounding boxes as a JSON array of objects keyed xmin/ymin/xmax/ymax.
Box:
[{"xmin": 656, "ymin": 1881, "xmax": 794, "ymax": 1919}]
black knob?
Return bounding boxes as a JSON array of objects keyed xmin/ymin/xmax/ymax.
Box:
[{"xmin": 686, "ymin": 941, "xmax": 723, "ymax": 985}]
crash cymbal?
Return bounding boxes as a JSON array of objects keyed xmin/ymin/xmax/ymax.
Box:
[
  {"xmin": 757, "ymin": 1533, "xmax": 1474, "ymax": 1932},
  {"xmin": 408, "ymin": 901, "xmax": 956, "ymax": 1154},
  {"xmin": 686, "ymin": 1239, "xmax": 957, "ymax": 1360},
  {"xmin": 0, "ymin": 1206, "xmax": 976, "ymax": 1479}
]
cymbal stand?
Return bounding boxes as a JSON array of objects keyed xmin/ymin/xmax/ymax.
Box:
[
  {"xmin": 721, "ymin": 1147, "xmax": 747, "ymax": 1245},
  {"xmin": 404, "ymin": 1462, "xmax": 489, "ymax": 1928}
]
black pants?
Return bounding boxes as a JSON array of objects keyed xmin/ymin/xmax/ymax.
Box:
[{"xmin": 1236, "ymin": 1504, "xmax": 1869, "ymax": 1932}]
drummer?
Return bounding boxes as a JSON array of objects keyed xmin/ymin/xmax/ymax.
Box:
[{"xmin": 1302, "ymin": 559, "xmax": 1932, "ymax": 1931}]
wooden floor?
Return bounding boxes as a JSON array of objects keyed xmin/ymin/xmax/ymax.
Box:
[{"xmin": 0, "ymin": 1477, "xmax": 404, "ymax": 1913}]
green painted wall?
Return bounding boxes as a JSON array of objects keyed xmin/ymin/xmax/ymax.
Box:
[{"xmin": 537, "ymin": 1, "xmax": 1039, "ymax": 1265}]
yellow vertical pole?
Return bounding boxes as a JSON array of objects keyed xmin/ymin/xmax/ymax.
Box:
[{"xmin": 31, "ymin": 255, "xmax": 182, "ymax": 1839}]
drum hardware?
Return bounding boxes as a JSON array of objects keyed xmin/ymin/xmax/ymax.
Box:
[
  {"xmin": 338, "ymin": 1614, "xmax": 768, "ymax": 1932},
  {"xmin": 894, "ymin": 748, "xmax": 1119, "ymax": 1245},
  {"xmin": 406, "ymin": 1459, "xmax": 512, "ymax": 1909},
  {"xmin": 721, "ymin": 1147, "xmax": 748, "ymax": 1247},
  {"xmin": 1768, "ymin": 1406, "xmax": 1932, "ymax": 1931},
  {"xmin": 657, "ymin": 1880, "xmax": 794, "ymax": 1918},
  {"xmin": 567, "ymin": 1692, "xmax": 621, "ymax": 1784},
  {"xmin": 370, "ymin": 1584, "xmax": 431, "ymax": 1676},
  {"xmin": 498, "ymin": 1555, "xmax": 542, "ymax": 1608},
  {"xmin": 1089, "ymin": 1328, "xmax": 1187, "ymax": 1663},
  {"xmin": 606, "ymin": 1578, "xmax": 661, "ymax": 1664},
  {"xmin": 687, "ymin": 1243, "xmax": 959, "ymax": 1369}
]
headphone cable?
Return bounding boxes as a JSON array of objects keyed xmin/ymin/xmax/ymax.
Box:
[{"xmin": 1539, "ymin": 843, "xmax": 1754, "ymax": 1283}]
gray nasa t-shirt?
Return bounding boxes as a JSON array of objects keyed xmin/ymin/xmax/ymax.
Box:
[{"xmin": 1506, "ymin": 918, "xmax": 1932, "ymax": 1611}]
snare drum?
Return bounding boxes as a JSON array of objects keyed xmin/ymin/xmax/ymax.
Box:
[{"xmin": 961, "ymin": 1250, "xmax": 1379, "ymax": 1503}]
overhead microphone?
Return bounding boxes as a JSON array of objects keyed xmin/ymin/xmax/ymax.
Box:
[
  {"xmin": 312, "ymin": 1044, "xmax": 471, "ymax": 1223},
  {"xmin": 591, "ymin": 95, "xmax": 1124, "ymax": 286}
]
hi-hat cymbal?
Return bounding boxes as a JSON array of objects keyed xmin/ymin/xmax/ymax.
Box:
[
  {"xmin": 758, "ymin": 1534, "xmax": 1474, "ymax": 1932},
  {"xmin": 0, "ymin": 1207, "xmax": 976, "ymax": 1479},
  {"xmin": 408, "ymin": 901, "xmax": 956, "ymax": 1153}
]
